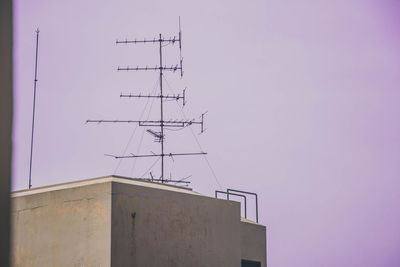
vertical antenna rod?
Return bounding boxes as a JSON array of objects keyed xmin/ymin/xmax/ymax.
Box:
[
  {"xmin": 29, "ymin": 28, "xmax": 40, "ymax": 189},
  {"xmin": 179, "ymin": 16, "xmax": 183, "ymax": 78},
  {"xmin": 159, "ymin": 33, "xmax": 165, "ymax": 182}
]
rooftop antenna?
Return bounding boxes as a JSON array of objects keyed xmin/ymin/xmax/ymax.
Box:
[
  {"xmin": 87, "ymin": 17, "xmax": 206, "ymax": 184},
  {"xmin": 28, "ymin": 28, "xmax": 40, "ymax": 189}
]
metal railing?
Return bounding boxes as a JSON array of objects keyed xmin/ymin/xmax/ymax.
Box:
[
  {"xmin": 215, "ymin": 190, "xmax": 247, "ymax": 218},
  {"xmin": 215, "ymin": 188, "xmax": 259, "ymax": 223}
]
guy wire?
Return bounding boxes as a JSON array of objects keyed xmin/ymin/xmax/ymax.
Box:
[
  {"xmin": 129, "ymin": 79, "xmax": 159, "ymax": 176},
  {"xmin": 114, "ymin": 77, "xmax": 159, "ymax": 175},
  {"xmin": 163, "ymin": 76, "xmax": 223, "ymax": 190}
]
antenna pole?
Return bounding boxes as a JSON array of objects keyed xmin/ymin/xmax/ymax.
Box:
[
  {"xmin": 159, "ymin": 33, "xmax": 165, "ymax": 182},
  {"xmin": 29, "ymin": 28, "xmax": 39, "ymax": 189}
]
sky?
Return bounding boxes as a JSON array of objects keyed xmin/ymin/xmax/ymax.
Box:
[{"xmin": 13, "ymin": 0, "xmax": 400, "ymax": 266}]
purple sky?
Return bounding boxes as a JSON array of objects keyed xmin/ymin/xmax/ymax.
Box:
[{"xmin": 13, "ymin": 0, "xmax": 400, "ymax": 266}]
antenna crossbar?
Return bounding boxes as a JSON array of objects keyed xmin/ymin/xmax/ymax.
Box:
[
  {"xmin": 86, "ymin": 119, "xmax": 203, "ymax": 129},
  {"xmin": 118, "ymin": 66, "xmax": 181, "ymax": 72},
  {"xmin": 120, "ymin": 88, "xmax": 186, "ymax": 105},
  {"xmin": 120, "ymin": 94, "xmax": 182, "ymax": 99},
  {"xmin": 105, "ymin": 152, "xmax": 207, "ymax": 159},
  {"xmin": 133, "ymin": 177, "xmax": 190, "ymax": 184},
  {"xmin": 116, "ymin": 37, "xmax": 181, "ymax": 45}
]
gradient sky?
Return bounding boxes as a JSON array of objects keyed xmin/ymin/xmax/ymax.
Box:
[{"xmin": 13, "ymin": 0, "xmax": 400, "ymax": 266}]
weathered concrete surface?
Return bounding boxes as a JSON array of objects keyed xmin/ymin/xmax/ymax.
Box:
[
  {"xmin": 11, "ymin": 182, "xmax": 112, "ymax": 267},
  {"xmin": 0, "ymin": 0, "xmax": 12, "ymax": 265},
  {"xmin": 111, "ymin": 181, "xmax": 242, "ymax": 267},
  {"xmin": 240, "ymin": 219, "xmax": 267, "ymax": 267},
  {"xmin": 11, "ymin": 176, "xmax": 267, "ymax": 267}
]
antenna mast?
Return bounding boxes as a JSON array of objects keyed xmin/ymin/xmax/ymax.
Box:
[
  {"xmin": 159, "ymin": 33, "xmax": 165, "ymax": 182},
  {"xmin": 87, "ymin": 18, "xmax": 206, "ymax": 184},
  {"xmin": 28, "ymin": 28, "xmax": 40, "ymax": 189}
]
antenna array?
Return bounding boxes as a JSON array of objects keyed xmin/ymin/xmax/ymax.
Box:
[{"xmin": 87, "ymin": 18, "xmax": 207, "ymax": 184}]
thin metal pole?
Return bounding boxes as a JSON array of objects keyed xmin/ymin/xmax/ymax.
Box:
[
  {"xmin": 159, "ymin": 33, "xmax": 164, "ymax": 182},
  {"xmin": 29, "ymin": 28, "xmax": 40, "ymax": 189}
]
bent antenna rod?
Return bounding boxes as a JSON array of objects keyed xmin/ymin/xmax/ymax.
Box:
[{"xmin": 87, "ymin": 18, "xmax": 207, "ymax": 183}]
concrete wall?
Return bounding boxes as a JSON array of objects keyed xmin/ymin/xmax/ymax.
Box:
[
  {"xmin": 111, "ymin": 181, "xmax": 242, "ymax": 267},
  {"xmin": 0, "ymin": 0, "xmax": 13, "ymax": 266},
  {"xmin": 11, "ymin": 182, "xmax": 112, "ymax": 267},
  {"xmin": 240, "ymin": 221, "xmax": 267, "ymax": 267},
  {"xmin": 11, "ymin": 177, "xmax": 267, "ymax": 267}
]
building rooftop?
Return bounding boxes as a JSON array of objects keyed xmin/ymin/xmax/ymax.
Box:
[
  {"xmin": 11, "ymin": 175, "xmax": 200, "ymax": 198},
  {"xmin": 12, "ymin": 175, "xmax": 262, "ymax": 226}
]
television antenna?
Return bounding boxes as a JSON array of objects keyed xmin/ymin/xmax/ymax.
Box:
[
  {"xmin": 87, "ymin": 18, "xmax": 207, "ymax": 184},
  {"xmin": 28, "ymin": 28, "xmax": 40, "ymax": 189}
]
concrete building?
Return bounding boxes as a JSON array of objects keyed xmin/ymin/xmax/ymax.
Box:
[{"xmin": 11, "ymin": 175, "xmax": 266, "ymax": 267}]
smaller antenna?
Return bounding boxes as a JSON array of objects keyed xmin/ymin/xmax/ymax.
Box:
[
  {"xmin": 200, "ymin": 111, "xmax": 208, "ymax": 133},
  {"xmin": 182, "ymin": 88, "xmax": 186, "ymax": 106},
  {"xmin": 147, "ymin": 129, "xmax": 163, "ymax": 143},
  {"xmin": 28, "ymin": 28, "xmax": 40, "ymax": 189},
  {"xmin": 179, "ymin": 16, "xmax": 183, "ymax": 78}
]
